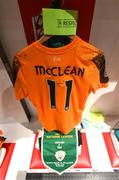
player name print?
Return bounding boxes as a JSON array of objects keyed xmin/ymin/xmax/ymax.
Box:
[{"xmin": 35, "ymin": 66, "xmax": 85, "ymax": 77}]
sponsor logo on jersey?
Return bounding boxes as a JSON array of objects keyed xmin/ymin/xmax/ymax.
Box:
[
  {"xmin": 35, "ymin": 66, "xmax": 85, "ymax": 77},
  {"xmin": 53, "ymin": 56, "xmax": 61, "ymax": 62}
]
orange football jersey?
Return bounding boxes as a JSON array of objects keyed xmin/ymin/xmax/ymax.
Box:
[{"xmin": 13, "ymin": 36, "xmax": 109, "ymax": 134}]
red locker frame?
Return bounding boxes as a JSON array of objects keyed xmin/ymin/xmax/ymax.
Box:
[{"xmin": 18, "ymin": 0, "xmax": 96, "ymax": 44}]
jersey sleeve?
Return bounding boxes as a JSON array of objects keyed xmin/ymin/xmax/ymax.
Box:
[
  {"xmin": 13, "ymin": 56, "xmax": 28, "ymax": 100},
  {"xmin": 78, "ymin": 38, "xmax": 109, "ymax": 93},
  {"xmin": 90, "ymin": 53, "xmax": 109, "ymax": 93}
]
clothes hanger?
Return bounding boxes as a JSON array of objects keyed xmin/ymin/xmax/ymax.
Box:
[
  {"xmin": 39, "ymin": 35, "xmax": 74, "ymax": 48},
  {"xmin": 39, "ymin": 0, "xmax": 74, "ymax": 48}
]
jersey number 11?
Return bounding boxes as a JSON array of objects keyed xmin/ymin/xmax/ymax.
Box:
[{"xmin": 47, "ymin": 80, "xmax": 72, "ymax": 110}]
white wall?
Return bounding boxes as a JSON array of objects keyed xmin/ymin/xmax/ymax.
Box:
[
  {"xmin": 0, "ymin": 59, "xmax": 28, "ymax": 124},
  {"xmin": 0, "ymin": 0, "xmax": 37, "ymax": 119},
  {"xmin": 0, "ymin": 0, "xmax": 27, "ymax": 64},
  {"xmin": 0, "ymin": 0, "xmax": 119, "ymax": 117},
  {"xmin": 90, "ymin": 0, "xmax": 119, "ymax": 114}
]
